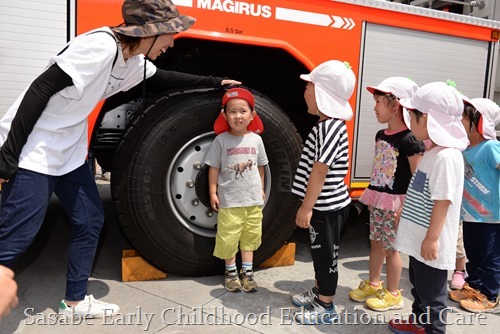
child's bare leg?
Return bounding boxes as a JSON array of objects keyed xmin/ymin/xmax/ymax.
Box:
[
  {"xmin": 225, "ymin": 257, "xmax": 236, "ymax": 266},
  {"xmin": 241, "ymin": 250, "xmax": 254, "ymax": 273},
  {"xmin": 369, "ymin": 240, "xmax": 384, "ymax": 285},
  {"xmin": 455, "ymin": 256, "xmax": 466, "ymax": 271},
  {"xmin": 386, "ymin": 250, "xmax": 402, "ymax": 293},
  {"xmin": 241, "ymin": 250, "xmax": 253, "ymax": 263}
]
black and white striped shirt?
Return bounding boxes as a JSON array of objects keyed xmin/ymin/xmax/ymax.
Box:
[{"xmin": 292, "ymin": 118, "xmax": 351, "ymax": 211}]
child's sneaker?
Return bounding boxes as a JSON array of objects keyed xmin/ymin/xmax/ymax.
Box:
[
  {"xmin": 349, "ymin": 280, "xmax": 382, "ymax": 302},
  {"xmin": 449, "ymin": 282, "xmax": 481, "ymax": 302},
  {"xmin": 58, "ymin": 295, "xmax": 119, "ymax": 319},
  {"xmin": 294, "ymin": 299, "xmax": 338, "ymax": 325},
  {"xmin": 450, "ymin": 270, "xmax": 467, "ymax": 290},
  {"xmin": 239, "ymin": 269, "xmax": 257, "ymax": 292},
  {"xmin": 366, "ymin": 288, "xmax": 404, "ymax": 311},
  {"xmin": 224, "ymin": 270, "xmax": 242, "ymax": 292},
  {"xmin": 460, "ymin": 294, "xmax": 500, "ymax": 313},
  {"xmin": 291, "ymin": 289, "xmax": 317, "ymax": 307},
  {"xmin": 388, "ymin": 318, "xmax": 425, "ymax": 333}
]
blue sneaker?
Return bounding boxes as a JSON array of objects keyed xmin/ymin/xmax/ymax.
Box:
[{"xmin": 294, "ymin": 300, "xmax": 338, "ymax": 325}]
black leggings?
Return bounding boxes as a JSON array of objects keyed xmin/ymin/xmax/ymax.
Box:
[{"xmin": 309, "ymin": 205, "xmax": 350, "ymax": 296}]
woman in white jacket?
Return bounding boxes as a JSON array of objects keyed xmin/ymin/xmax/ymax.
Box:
[{"xmin": 0, "ymin": 0, "xmax": 239, "ymax": 319}]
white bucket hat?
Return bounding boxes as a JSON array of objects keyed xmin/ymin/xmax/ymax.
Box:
[
  {"xmin": 463, "ymin": 97, "xmax": 500, "ymax": 140},
  {"xmin": 366, "ymin": 77, "xmax": 419, "ymax": 129},
  {"xmin": 400, "ymin": 81, "xmax": 468, "ymax": 150},
  {"xmin": 300, "ymin": 60, "xmax": 356, "ymax": 120},
  {"xmin": 366, "ymin": 76, "xmax": 418, "ymax": 99}
]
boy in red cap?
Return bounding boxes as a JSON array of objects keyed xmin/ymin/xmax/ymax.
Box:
[{"xmin": 205, "ymin": 88, "xmax": 268, "ymax": 292}]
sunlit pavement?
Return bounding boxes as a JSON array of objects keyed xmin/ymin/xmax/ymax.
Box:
[{"xmin": 1, "ymin": 179, "xmax": 498, "ymax": 333}]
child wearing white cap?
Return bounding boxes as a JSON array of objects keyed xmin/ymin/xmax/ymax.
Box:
[
  {"xmin": 349, "ymin": 77, "xmax": 425, "ymax": 312},
  {"xmin": 449, "ymin": 97, "xmax": 500, "ymax": 313},
  {"xmin": 388, "ymin": 82, "xmax": 467, "ymax": 333},
  {"xmin": 290, "ymin": 60, "xmax": 355, "ymax": 324}
]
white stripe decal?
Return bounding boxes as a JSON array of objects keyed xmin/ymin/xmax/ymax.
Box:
[
  {"xmin": 173, "ymin": 0, "xmax": 194, "ymax": 7},
  {"xmin": 275, "ymin": 7, "xmax": 331, "ymax": 26},
  {"xmin": 275, "ymin": 7, "xmax": 355, "ymax": 30}
]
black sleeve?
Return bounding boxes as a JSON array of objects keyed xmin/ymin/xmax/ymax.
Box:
[
  {"xmin": 399, "ymin": 132, "xmax": 425, "ymax": 158},
  {"xmin": 0, "ymin": 63, "xmax": 73, "ymax": 179},
  {"xmin": 147, "ymin": 68, "xmax": 223, "ymax": 89}
]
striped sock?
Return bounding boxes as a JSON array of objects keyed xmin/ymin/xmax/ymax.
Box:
[
  {"xmin": 226, "ymin": 263, "xmax": 237, "ymax": 272},
  {"xmin": 242, "ymin": 262, "xmax": 253, "ymax": 273}
]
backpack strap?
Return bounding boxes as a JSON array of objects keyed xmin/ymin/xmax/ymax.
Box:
[{"xmin": 57, "ymin": 30, "xmax": 119, "ymax": 69}]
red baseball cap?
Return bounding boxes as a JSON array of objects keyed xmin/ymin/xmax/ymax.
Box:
[{"xmin": 214, "ymin": 88, "xmax": 264, "ymax": 135}]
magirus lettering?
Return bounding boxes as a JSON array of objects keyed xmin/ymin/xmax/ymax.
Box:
[{"xmin": 198, "ymin": 0, "xmax": 272, "ymax": 18}]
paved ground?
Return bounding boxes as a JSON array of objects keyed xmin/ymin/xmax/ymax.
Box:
[{"xmin": 1, "ymin": 178, "xmax": 498, "ymax": 333}]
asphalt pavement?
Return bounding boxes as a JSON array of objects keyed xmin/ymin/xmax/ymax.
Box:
[{"xmin": 1, "ymin": 177, "xmax": 498, "ymax": 333}]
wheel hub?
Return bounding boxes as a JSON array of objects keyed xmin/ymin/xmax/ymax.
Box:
[{"xmin": 167, "ymin": 133, "xmax": 218, "ymax": 238}]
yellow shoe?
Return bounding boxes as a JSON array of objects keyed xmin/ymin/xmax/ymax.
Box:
[
  {"xmin": 366, "ymin": 288, "xmax": 404, "ymax": 312},
  {"xmin": 349, "ymin": 280, "xmax": 382, "ymax": 302}
]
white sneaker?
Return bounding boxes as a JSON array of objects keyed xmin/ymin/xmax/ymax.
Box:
[
  {"xmin": 294, "ymin": 299, "xmax": 338, "ymax": 325},
  {"xmin": 291, "ymin": 289, "xmax": 317, "ymax": 307},
  {"xmin": 59, "ymin": 294, "xmax": 120, "ymax": 319}
]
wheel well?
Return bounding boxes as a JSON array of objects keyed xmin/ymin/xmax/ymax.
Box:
[
  {"xmin": 91, "ymin": 38, "xmax": 316, "ymax": 169},
  {"xmin": 156, "ymin": 38, "xmax": 315, "ymax": 139}
]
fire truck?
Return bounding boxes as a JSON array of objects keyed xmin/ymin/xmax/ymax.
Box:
[{"xmin": 1, "ymin": 0, "xmax": 500, "ymax": 276}]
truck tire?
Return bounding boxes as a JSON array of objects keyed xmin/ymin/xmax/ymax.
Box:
[{"xmin": 111, "ymin": 89, "xmax": 302, "ymax": 276}]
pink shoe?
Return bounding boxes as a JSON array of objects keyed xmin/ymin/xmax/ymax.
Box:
[{"xmin": 450, "ymin": 271, "xmax": 467, "ymax": 290}]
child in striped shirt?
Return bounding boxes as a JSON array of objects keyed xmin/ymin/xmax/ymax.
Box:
[{"xmin": 290, "ymin": 60, "xmax": 355, "ymax": 325}]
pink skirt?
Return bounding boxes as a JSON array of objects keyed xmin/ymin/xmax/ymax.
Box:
[{"xmin": 359, "ymin": 188, "xmax": 406, "ymax": 212}]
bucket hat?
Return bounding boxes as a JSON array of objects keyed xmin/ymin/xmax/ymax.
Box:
[
  {"xmin": 300, "ymin": 60, "xmax": 356, "ymax": 120},
  {"xmin": 463, "ymin": 97, "xmax": 500, "ymax": 140},
  {"xmin": 400, "ymin": 81, "xmax": 467, "ymax": 150},
  {"xmin": 367, "ymin": 77, "xmax": 419, "ymax": 129},
  {"xmin": 112, "ymin": 0, "xmax": 196, "ymax": 37},
  {"xmin": 213, "ymin": 88, "xmax": 264, "ymax": 135},
  {"xmin": 366, "ymin": 77, "xmax": 418, "ymax": 100}
]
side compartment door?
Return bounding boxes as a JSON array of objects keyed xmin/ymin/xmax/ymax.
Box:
[
  {"xmin": 0, "ymin": 0, "xmax": 71, "ymax": 118},
  {"xmin": 352, "ymin": 22, "xmax": 492, "ymax": 183}
]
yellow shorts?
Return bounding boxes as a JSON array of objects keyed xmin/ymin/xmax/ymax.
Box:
[{"xmin": 213, "ymin": 206, "xmax": 262, "ymax": 260}]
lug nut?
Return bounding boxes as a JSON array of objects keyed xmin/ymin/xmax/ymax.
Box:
[
  {"xmin": 186, "ymin": 179, "xmax": 194, "ymax": 188},
  {"xmin": 206, "ymin": 210, "xmax": 213, "ymax": 217},
  {"xmin": 193, "ymin": 162, "xmax": 202, "ymax": 170},
  {"xmin": 191, "ymin": 198, "xmax": 199, "ymax": 206}
]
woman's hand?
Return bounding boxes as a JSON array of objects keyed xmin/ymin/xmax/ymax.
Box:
[
  {"xmin": 0, "ymin": 265, "xmax": 18, "ymax": 319},
  {"xmin": 221, "ymin": 79, "xmax": 242, "ymax": 86}
]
